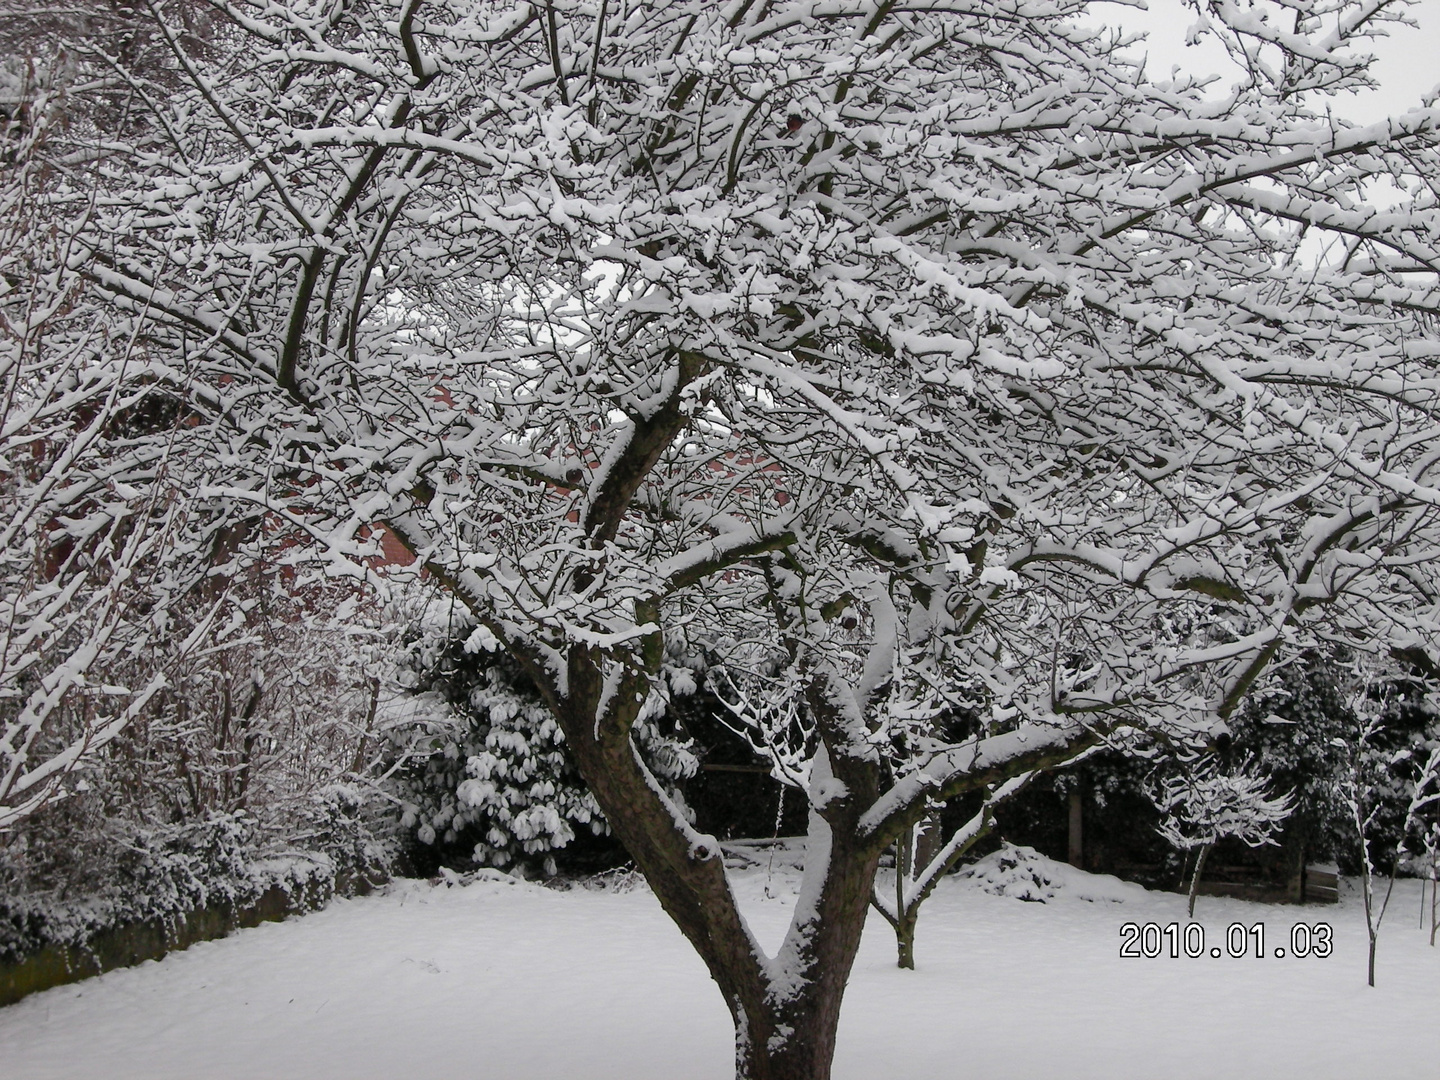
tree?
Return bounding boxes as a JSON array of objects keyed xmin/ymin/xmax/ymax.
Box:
[
  {"xmin": 389, "ymin": 595, "xmax": 697, "ymax": 876},
  {"xmin": 1341, "ymin": 667, "xmax": 1440, "ymax": 985},
  {"xmin": 1, "ymin": 30, "xmax": 393, "ymax": 863},
  {"xmin": 1148, "ymin": 755, "xmax": 1293, "ymax": 917},
  {"xmin": 23, "ymin": 1, "xmax": 1440, "ymax": 1076},
  {"xmin": 1404, "ymin": 749, "xmax": 1439, "ymax": 946},
  {"xmin": 1344, "ymin": 683, "xmax": 1400, "ymax": 987},
  {"xmin": 1424, "ymin": 819, "xmax": 1439, "ymax": 947},
  {"xmin": 870, "ymin": 771, "xmax": 1034, "ymax": 969},
  {"xmin": 1231, "ymin": 651, "xmax": 1357, "ymax": 897},
  {"xmin": 0, "ymin": 55, "xmax": 207, "ymax": 830}
]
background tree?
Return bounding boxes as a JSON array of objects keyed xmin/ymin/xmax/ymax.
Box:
[
  {"xmin": 1343, "ymin": 679, "xmax": 1400, "ymax": 988},
  {"xmin": 1402, "ymin": 748, "xmax": 1439, "ymax": 945},
  {"xmin": 1423, "ymin": 819, "xmax": 1439, "ymax": 946},
  {"xmin": 0, "ymin": 53, "xmax": 202, "ymax": 830},
  {"xmin": 1230, "ymin": 652, "xmax": 1356, "ymax": 895},
  {"xmin": 870, "ymin": 770, "xmax": 1034, "ymax": 969},
  {"xmin": 1148, "ymin": 756, "xmax": 1293, "ymax": 917},
  {"xmin": 19, "ymin": 1, "xmax": 1440, "ymax": 1077},
  {"xmin": 1341, "ymin": 664, "xmax": 1440, "ymax": 985}
]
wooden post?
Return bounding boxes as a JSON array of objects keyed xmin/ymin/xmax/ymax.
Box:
[
  {"xmin": 1286, "ymin": 836, "xmax": 1306, "ymax": 904},
  {"xmin": 1067, "ymin": 788, "xmax": 1083, "ymax": 868}
]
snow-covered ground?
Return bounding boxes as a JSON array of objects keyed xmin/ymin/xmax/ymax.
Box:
[{"xmin": 2, "ymin": 849, "xmax": 1437, "ymax": 1080}]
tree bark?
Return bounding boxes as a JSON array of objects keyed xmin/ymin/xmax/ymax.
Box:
[
  {"xmin": 915, "ymin": 812, "xmax": 943, "ymax": 871},
  {"xmin": 727, "ymin": 740, "xmax": 882, "ymax": 1079},
  {"xmin": 893, "ymin": 827, "xmax": 914, "ymax": 970},
  {"xmin": 539, "ymin": 651, "xmax": 884, "ymax": 1080},
  {"xmin": 894, "ymin": 909, "xmax": 917, "ymax": 971},
  {"xmin": 1285, "ymin": 832, "xmax": 1306, "ymax": 904},
  {"xmin": 1067, "ymin": 787, "xmax": 1083, "ymax": 868},
  {"xmin": 1188, "ymin": 843, "xmax": 1211, "ymax": 919}
]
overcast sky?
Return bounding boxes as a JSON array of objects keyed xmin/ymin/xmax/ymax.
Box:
[{"xmin": 1084, "ymin": 0, "xmax": 1440, "ymax": 124}]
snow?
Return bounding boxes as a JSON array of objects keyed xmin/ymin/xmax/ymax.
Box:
[
  {"xmin": 952, "ymin": 843, "xmax": 1151, "ymax": 905},
  {"xmin": 2, "ymin": 855, "xmax": 1438, "ymax": 1079}
]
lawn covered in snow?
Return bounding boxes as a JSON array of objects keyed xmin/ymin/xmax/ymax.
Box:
[{"xmin": 1, "ymin": 847, "xmax": 1436, "ymax": 1080}]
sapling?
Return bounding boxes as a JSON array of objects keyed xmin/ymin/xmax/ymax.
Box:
[
  {"xmin": 1429, "ymin": 826, "xmax": 1439, "ymax": 948},
  {"xmin": 1343, "ymin": 705, "xmax": 1394, "ymax": 987},
  {"xmin": 870, "ymin": 773, "xmax": 1033, "ymax": 969},
  {"xmin": 1401, "ymin": 748, "xmax": 1440, "ymax": 948},
  {"xmin": 1150, "ymin": 757, "xmax": 1293, "ymax": 918},
  {"xmin": 1336, "ymin": 685, "xmax": 1440, "ymax": 987}
]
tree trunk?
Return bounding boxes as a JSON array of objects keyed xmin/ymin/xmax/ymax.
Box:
[
  {"xmin": 893, "ymin": 827, "xmax": 915, "ymax": 970},
  {"xmin": 1188, "ymin": 843, "xmax": 1212, "ymax": 919},
  {"xmin": 895, "ymin": 909, "xmax": 917, "ymax": 970},
  {"xmin": 728, "ymin": 749, "xmax": 880, "ymax": 1078},
  {"xmin": 1429, "ymin": 854, "xmax": 1437, "ymax": 946},
  {"xmin": 1067, "ymin": 787, "xmax": 1084, "ymax": 868},
  {"xmin": 915, "ymin": 812, "xmax": 943, "ymax": 870},
  {"xmin": 1285, "ymin": 834, "xmax": 1306, "ymax": 904},
  {"xmin": 730, "ymin": 963, "xmax": 852, "ymax": 1080},
  {"xmin": 539, "ymin": 653, "xmax": 884, "ymax": 1080}
]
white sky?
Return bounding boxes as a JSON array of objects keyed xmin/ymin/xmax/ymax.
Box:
[{"xmin": 1085, "ymin": 0, "xmax": 1440, "ymax": 123}]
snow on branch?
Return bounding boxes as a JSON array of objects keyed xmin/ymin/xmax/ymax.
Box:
[
  {"xmin": 858, "ymin": 721, "xmax": 1105, "ymax": 845},
  {"xmin": 1148, "ymin": 757, "xmax": 1294, "ymax": 854}
]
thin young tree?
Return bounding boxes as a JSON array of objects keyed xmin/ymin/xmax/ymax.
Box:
[
  {"xmin": 1426, "ymin": 820, "xmax": 1439, "ymax": 947},
  {"xmin": 1343, "ymin": 690, "xmax": 1399, "ymax": 988},
  {"xmin": 1401, "ymin": 745, "xmax": 1440, "ymax": 945},
  {"xmin": 1338, "ymin": 674, "xmax": 1440, "ymax": 986},
  {"xmin": 24, "ymin": 1, "xmax": 1440, "ymax": 1076},
  {"xmin": 870, "ymin": 772, "xmax": 1034, "ymax": 969},
  {"xmin": 1149, "ymin": 756, "xmax": 1293, "ymax": 917}
]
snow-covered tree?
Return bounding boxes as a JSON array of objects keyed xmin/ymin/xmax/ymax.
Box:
[
  {"xmin": 1422, "ymin": 818, "xmax": 1440, "ymax": 947},
  {"xmin": 1, "ymin": 9, "xmax": 393, "ymax": 841},
  {"xmin": 1231, "ymin": 651, "xmax": 1357, "ymax": 890},
  {"xmin": 1148, "ymin": 756, "xmax": 1293, "ymax": 917},
  {"xmin": 1343, "ymin": 683, "xmax": 1399, "ymax": 987},
  {"xmin": 1403, "ymin": 749, "xmax": 1440, "ymax": 946},
  {"xmin": 390, "ymin": 598, "xmax": 697, "ymax": 875},
  {"xmin": 21, "ymin": 1, "xmax": 1440, "ymax": 1075},
  {"xmin": 0, "ymin": 60, "xmax": 206, "ymax": 830},
  {"xmin": 1340, "ymin": 670, "xmax": 1440, "ymax": 984},
  {"xmin": 870, "ymin": 771, "xmax": 1034, "ymax": 969}
]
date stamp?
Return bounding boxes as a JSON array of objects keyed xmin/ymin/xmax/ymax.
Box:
[{"xmin": 1119, "ymin": 921, "xmax": 1333, "ymax": 959}]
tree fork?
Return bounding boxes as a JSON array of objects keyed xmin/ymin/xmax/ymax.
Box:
[{"xmin": 547, "ymin": 654, "xmax": 890, "ymax": 1079}]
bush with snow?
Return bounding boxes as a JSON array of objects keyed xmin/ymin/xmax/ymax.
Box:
[
  {"xmin": 0, "ymin": 812, "xmax": 334, "ymax": 967},
  {"xmin": 957, "ymin": 844, "xmax": 1061, "ymax": 904},
  {"xmin": 954, "ymin": 843, "xmax": 1146, "ymax": 905},
  {"xmin": 389, "ymin": 603, "xmax": 697, "ymax": 875},
  {"xmin": 0, "ymin": 570, "xmax": 401, "ymax": 965}
]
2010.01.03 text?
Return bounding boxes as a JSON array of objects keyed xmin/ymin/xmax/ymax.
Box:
[{"xmin": 1118, "ymin": 921, "xmax": 1333, "ymax": 959}]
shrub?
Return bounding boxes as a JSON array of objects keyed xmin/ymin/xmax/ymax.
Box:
[{"xmin": 389, "ymin": 602, "xmax": 697, "ymax": 876}]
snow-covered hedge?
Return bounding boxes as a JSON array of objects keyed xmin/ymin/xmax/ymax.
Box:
[
  {"xmin": 0, "ymin": 783, "xmax": 391, "ymax": 969},
  {"xmin": 0, "ymin": 814, "xmax": 328, "ymax": 968}
]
